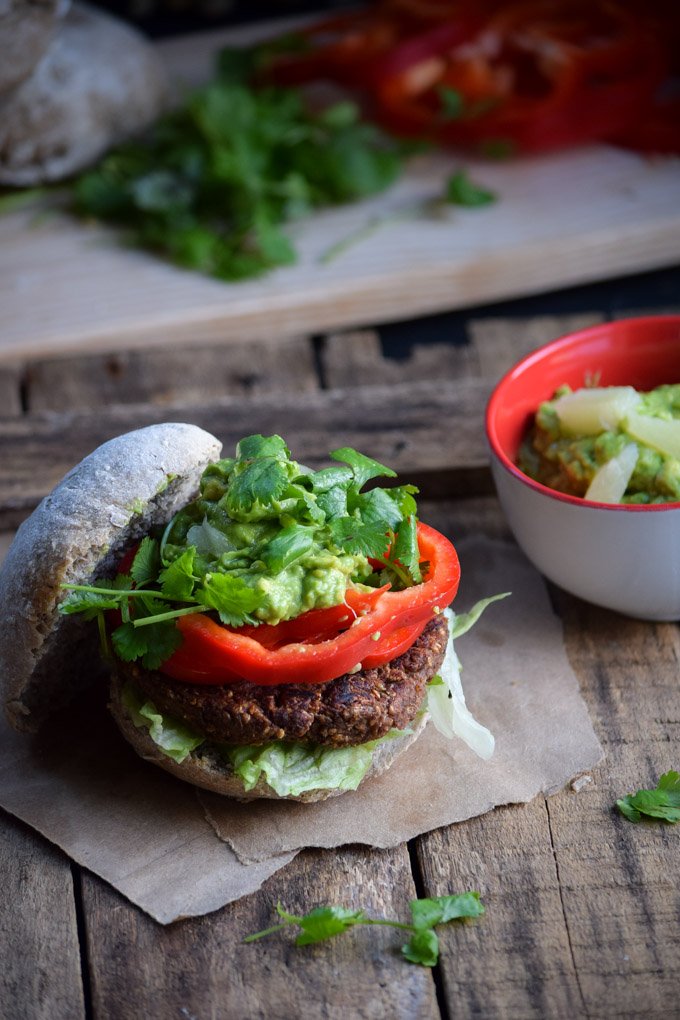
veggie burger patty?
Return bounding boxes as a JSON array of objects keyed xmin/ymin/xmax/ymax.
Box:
[{"xmin": 120, "ymin": 615, "xmax": 448, "ymax": 748}]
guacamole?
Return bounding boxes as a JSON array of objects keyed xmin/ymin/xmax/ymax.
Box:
[
  {"xmin": 518, "ymin": 383, "xmax": 680, "ymax": 504},
  {"xmin": 160, "ymin": 434, "xmax": 417, "ymax": 625}
]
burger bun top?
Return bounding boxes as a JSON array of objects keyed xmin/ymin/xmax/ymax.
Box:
[{"xmin": 0, "ymin": 422, "xmax": 221, "ymax": 732}]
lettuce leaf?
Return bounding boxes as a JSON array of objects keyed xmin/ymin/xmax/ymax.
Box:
[
  {"xmin": 122, "ymin": 680, "xmax": 413, "ymax": 796},
  {"xmin": 122, "ymin": 681, "xmax": 204, "ymax": 763},
  {"xmin": 222, "ymin": 724, "xmax": 410, "ymax": 798}
]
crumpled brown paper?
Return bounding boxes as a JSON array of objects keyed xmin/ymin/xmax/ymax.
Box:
[{"xmin": 0, "ymin": 537, "xmax": 602, "ymax": 923}]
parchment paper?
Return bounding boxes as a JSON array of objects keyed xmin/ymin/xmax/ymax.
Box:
[{"xmin": 0, "ymin": 537, "xmax": 603, "ymax": 923}]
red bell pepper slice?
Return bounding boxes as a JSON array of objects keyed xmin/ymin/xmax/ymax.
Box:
[
  {"xmin": 162, "ymin": 522, "xmax": 460, "ymax": 686},
  {"xmin": 371, "ymin": 1, "xmax": 666, "ymax": 152},
  {"xmin": 232, "ymin": 585, "xmax": 390, "ymax": 649},
  {"xmin": 258, "ymin": 0, "xmax": 679, "ymax": 155}
]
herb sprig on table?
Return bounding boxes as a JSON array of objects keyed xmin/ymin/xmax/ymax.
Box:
[
  {"xmin": 245, "ymin": 892, "xmax": 485, "ymax": 966},
  {"xmin": 59, "ymin": 435, "xmax": 423, "ymax": 669},
  {"xmin": 617, "ymin": 771, "xmax": 680, "ymax": 823}
]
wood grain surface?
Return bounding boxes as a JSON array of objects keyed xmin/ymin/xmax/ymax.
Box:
[{"xmin": 1, "ymin": 311, "xmax": 679, "ymax": 1019}]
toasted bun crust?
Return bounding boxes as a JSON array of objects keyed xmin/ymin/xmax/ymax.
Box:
[
  {"xmin": 0, "ymin": 423, "xmax": 222, "ymax": 732},
  {"xmin": 0, "ymin": 3, "xmax": 168, "ymax": 185},
  {"xmin": 108, "ymin": 672, "xmax": 430, "ymax": 802}
]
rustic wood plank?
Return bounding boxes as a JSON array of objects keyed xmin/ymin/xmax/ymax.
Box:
[
  {"xmin": 24, "ymin": 336, "xmax": 318, "ymax": 412},
  {"xmin": 545, "ymin": 595, "xmax": 680, "ymax": 1019},
  {"xmin": 0, "ymin": 379, "xmax": 493, "ymax": 527},
  {"xmin": 467, "ymin": 313, "xmax": 605, "ymax": 382},
  {"xmin": 412, "ymin": 499, "xmax": 680, "ymax": 1018},
  {"xmin": 415, "ymin": 800, "xmax": 585, "ymax": 1019},
  {"xmin": 321, "ymin": 328, "xmax": 480, "ymax": 389},
  {"xmin": 0, "ymin": 811, "xmax": 86, "ymax": 1020},
  {"xmin": 82, "ymin": 846, "xmax": 439, "ymax": 1020},
  {"xmin": 414, "ymin": 498, "xmax": 585, "ymax": 1018},
  {"xmin": 0, "ymin": 363, "xmax": 23, "ymax": 417}
]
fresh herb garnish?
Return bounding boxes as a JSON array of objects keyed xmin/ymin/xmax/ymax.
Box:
[
  {"xmin": 617, "ymin": 771, "xmax": 680, "ymax": 823},
  {"xmin": 59, "ymin": 434, "xmax": 426, "ymax": 667},
  {"xmin": 445, "ymin": 169, "xmax": 496, "ymax": 207},
  {"xmin": 245, "ymin": 892, "xmax": 484, "ymax": 965},
  {"xmin": 73, "ymin": 51, "xmax": 405, "ymax": 282}
]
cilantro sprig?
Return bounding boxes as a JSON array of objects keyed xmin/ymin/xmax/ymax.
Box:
[
  {"xmin": 617, "ymin": 771, "xmax": 680, "ymax": 824},
  {"xmin": 59, "ymin": 536, "xmax": 265, "ymax": 669},
  {"xmin": 245, "ymin": 892, "xmax": 484, "ymax": 966}
]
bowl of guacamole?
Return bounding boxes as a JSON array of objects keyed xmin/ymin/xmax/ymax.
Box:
[{"xmin": 485, "ymin": 315, "xmax": 680, "ymax": 620}]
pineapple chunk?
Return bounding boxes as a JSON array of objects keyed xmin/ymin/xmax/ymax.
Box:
[
  {"xmin": 585, "ymin": 443, "xmax": 638, "ymax": 503},
  {"xmin": 553, "ymin": 386, "xmax": 641, "ymax": 435},
  {"xmin": 625, "ymin": 412, "xmax": 680, "ymax": 460}
]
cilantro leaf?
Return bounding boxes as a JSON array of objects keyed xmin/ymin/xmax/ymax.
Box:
[
  {"xmin": 617, "ymin": 771, "xmax": 680, "ymax": 823},
  {"xmin": 328, "ymin": 517, "xmax": 389, "ymax": 558},
  {"xmin": 245, "ymin": 890, "xmax": 484, "ymax": 965},
  {"xmin": 352, "ymin": 487, "xmax": 404, "ymax": 531},
  {"xmin": 308, "ymin": 466, "xmax": 354, "ymax": 493},
  {"xmin": 59, "ymin": 588, "xmax": 126, "ymax": 619},
  {"xmin": 236, "ymin": 434, "xmax": 290, "ymax": 462},
  {"xmin": 286, "ymin": 905, "xmax": 366, "ymax": 946},
  {"xmin": 158, "ymin": 547, "xmax": 197, "ymax": 601},
  {"xmin": 316, "ymin": 485, "xmax": 348, "ymax": 521},
  {"xmin": 59, "ymin": 574, "xmax": 134, "ymax": 619},
  {"xmin": 130, "ymin": 537, "xmax": 161, "ymax": 587},
  {"xmin": 391, "ymin": 515, "xmax": 422, "ymax": 585},
  {"xmin": 445, "ymin": 169, "xmax": 496, "ymax": 208},
  {"xmin": 112, "ymin": 618, "xmax": 182, "ymax": 671},
  {"xmin": 410, "ymin": 892, "xmax": 485, "ymax": 929},
  {"xmin": 226, "ymin": 459, "xmax": 290, "ymax": 516},
  {"xmin": 260, "ymin": 524, "xmax": 314, "ymax": 574},
  {"xmin": 330, "ymin": 447, "xmax": 397, "ymax": 490},
  {"xmin": 195, "ymin": 572, "xmax": 263, "ymax": 626},
  {"xmin": 402, "ymin": 929, "xmax": 439, "ymax": 967}
]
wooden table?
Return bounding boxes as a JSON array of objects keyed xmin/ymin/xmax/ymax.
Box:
[{"xmin": 2, "ymin": 298, "xmax": 679, "ymax": 1019}]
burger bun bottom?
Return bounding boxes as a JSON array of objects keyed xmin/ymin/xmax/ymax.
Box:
[{"xmin": 108, "ymin": 673, "xmax": 428, "ymax": 803}]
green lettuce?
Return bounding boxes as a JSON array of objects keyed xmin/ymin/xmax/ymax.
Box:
[
  {"xmin": 222, "ymin": 735, "xmax": 399, "ymax": 798},
  {"xmin": 122, "ymin": 680, "xmax": 412, "ymax": 796},
  {"xmin": 122, "ymin": 682, "xmax": 204, "ymax": 763}
]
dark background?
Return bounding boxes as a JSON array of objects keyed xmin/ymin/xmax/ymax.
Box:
[{"xmin": 92, "ymin": 0, "xmax": 350, "ymax": 37}]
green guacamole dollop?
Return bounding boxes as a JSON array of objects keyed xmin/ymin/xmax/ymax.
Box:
[
  {"xmin": 518, "ymin": 383, "xmax": 680, "ymax": 504},
  {"xmin": 160, "ymin": 434, "xmax": 415, "ymax": 626}
]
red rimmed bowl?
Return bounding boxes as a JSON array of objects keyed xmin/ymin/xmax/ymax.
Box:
[{"xmin": 485, "ymin": 315, "xmax": 680, "ymax": 620}]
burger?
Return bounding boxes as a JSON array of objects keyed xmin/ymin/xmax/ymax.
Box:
[{"xmin": 0, "ymin": 423, "xmax": 497, "ymax": 802}]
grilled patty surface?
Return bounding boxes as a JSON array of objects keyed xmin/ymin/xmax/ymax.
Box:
[{"xmin": 120, "ymin": 615, "xmax": 448, "ymax": 748}]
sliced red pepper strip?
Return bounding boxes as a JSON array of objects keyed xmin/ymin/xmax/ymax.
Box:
[
  {"xmin": 371, "ymin": 1, "xmax": 665, "ymax": 152},
  {"xmin": 233, "ymin": 585, "xmax": 390, "ymax": 649},
  {"xmin": 360, "ymin": 618, "xmax": 428, "ymax": 670},
  {"xmin": 261, "ymin": 0, "xmax": 677, "ymax": 155},
  {"xmin": 162, "ymin": 522, "xmax": 459, "ymax": 686}
]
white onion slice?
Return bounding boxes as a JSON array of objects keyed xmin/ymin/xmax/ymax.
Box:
[
  {"xmin": 427, "ymin": 608, "xmax": 495, "ymax": 760},
  {"xmin": 553, "ymin": 386, "xmax": 641, "ymax": 435},
  {"xmin": 625, "ymin": 412, "xmax": 680, "ymax": 461},
  {"xmin": 585, "ymin": 442, "xmax": 638, "ymax": 503}
]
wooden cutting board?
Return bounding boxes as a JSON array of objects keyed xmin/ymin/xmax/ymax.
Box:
[{"xmin": 1, "ymin": 16, "xmax": 679, "ymax": 362}]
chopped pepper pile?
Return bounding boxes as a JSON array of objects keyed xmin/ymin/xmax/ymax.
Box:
[{"xmin": 258, "ymin": 0, "xmax": 680, "ymax": 155}]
